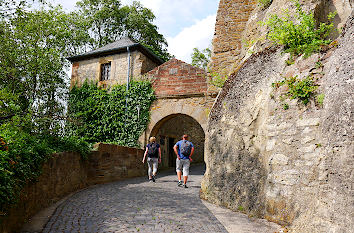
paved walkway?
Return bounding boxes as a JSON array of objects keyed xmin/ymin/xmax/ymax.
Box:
[{"xmin": 23, "ymin": 165, "xmax": 283, "ymax": 233}]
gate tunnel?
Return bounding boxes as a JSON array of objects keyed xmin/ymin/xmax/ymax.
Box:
[{"xmin": 149, "ymin": 114, "xmax": 205, "ymax": 168}]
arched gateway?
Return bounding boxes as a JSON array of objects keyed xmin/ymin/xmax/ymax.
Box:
[{"xmin": 138, "ymin": 58, "xmax": 217, "ymax": 168}]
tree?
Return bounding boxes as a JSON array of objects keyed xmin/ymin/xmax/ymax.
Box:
[
  {"xmin": 191, "ymin": 47, "xmax": 211, "ymax": 70},
  {"xmin": 0, "ymin": 2, "xmax": 77, "ymax": 134},
  {"xmin": 75, "ymin": 0, "xmax": 171, "ymax": 61}
]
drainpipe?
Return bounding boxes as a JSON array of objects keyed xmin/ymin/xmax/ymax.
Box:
[
  {"xmin": 126, "ymin": 46, "xmax": 131, "ymax": 91},
  {"xmin": 124, "ymin": 46, "xmax": 131, "ymax": 128}
]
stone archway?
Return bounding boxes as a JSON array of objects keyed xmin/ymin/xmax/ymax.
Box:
[
  {"xmin": 148, "ymin": 113, "xmax": 205, "ymax": 168},
  {"xmin": 139, "ymin": 97, "xmax": 210, "ymax": 147}
]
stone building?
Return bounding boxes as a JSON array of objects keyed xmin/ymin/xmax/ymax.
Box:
[
  {"xmin": 67, "ymin": 37, "xmax": 164, "ymax": 88},
  {"xmin": 68, "ymin": 37, "xmax": 217, "ymax": 168}
]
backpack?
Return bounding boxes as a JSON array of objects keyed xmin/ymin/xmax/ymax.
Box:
[
  {"xmin": 147, "ymin": 143, "xmax": 158, "ymax": 158},
  {"xmin": 180, "ymin": 140, "xmax": 192, "ymax": 157}
]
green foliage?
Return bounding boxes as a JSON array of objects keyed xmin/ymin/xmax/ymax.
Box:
[
  {"xmin": 190, "ymin": 47, "xmax": 228, "ymax": 88},
  {"xmin": 285, "ymin": 56, "xmax": 295, "ymax": 66},
  {"xmin": 262, "ymin": 0, "xmax": 336, "ymax": 57},
  {"xmin": 316, "ymin": 93, "xmax": 325, "ymax": 105},
  {"xmin": 209, "ymin": 71, "xmax": 228, "ymax": 88},
  {"xmin": 0, "ymin": 3, "xmax": 77, "ymax": 135},
  {"xmin": 0, "ymin": 123, "xmax": 90, "ymax": 211},
  {"xmin": 67, "ymin": 81, "xmax": 155, "ymax": 147},
  {"xmin": 283, "ymin": 103, "xmax": 289, "ymax": 110},
  {"xmin": 273, "ymin": 76, "xmax": 318, "ymax": 105},
  {"xmin": 258, "ymin": 0, "xmax": 272, "ymax": 9},
  {"xmin": 315, "ymin": 61, "xmax": 323, "ymax": 69},
  {"xmin": 191, "ymin": 47, "xmax": 211, "ymax": 70},
  {"xmin": 0, "ymin": 1, "xmax": 91, "ymax": 212},
  {"xmin": 75, "ymin": 0, "xmax": 171, "ymax": 61},
  {"xmin": 286, "ymin": 76, "xmax": 317, "ymax": 105}
]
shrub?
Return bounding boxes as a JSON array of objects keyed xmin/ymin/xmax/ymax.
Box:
[
  {"xmin": 262, "ymin": 0, "xmax": 336, "ymax": 57},
  {"xmin": 0, "ymin": 120, "xmax": 90, "ymax": 211},
  {"xmin": 258, "ymin": 0, "xmax": 272, "ymax": 9},
  {"xmin": 316, "ymin": 93, "xmax": 325, "ymax": 106},
  {"xmin": 273, "ymin": 76, "xmax": 318, "ymax": 105}
]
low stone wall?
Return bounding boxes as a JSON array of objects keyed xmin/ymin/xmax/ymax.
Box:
[{"xmin": 0, "ymin": 143, "xmax": 144, "ymax": 233}]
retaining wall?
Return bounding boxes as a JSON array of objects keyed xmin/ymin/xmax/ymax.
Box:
[{"xmin": 0, "ymin": 143, "xmax": 145, "ymax": 233}]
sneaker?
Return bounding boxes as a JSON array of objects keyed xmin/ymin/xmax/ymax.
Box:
[
  {"xmin": 177, "ymin": 181, "xmax": 182, "ymax": 187},
  {"xmin": 183, "ymin": 184, "xmax": 188, "ymax": 188},
  {"xmin": 149, "ymin": 179, "xmax": 153, "ymax": 183},
  {"xmin": 152, "ymin": 175, "xmax": 156, "ymax": 182}
]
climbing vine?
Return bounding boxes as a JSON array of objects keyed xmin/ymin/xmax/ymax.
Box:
[{"xmin": 67, "ymin": 81, "xmax": 156, "ymax": 147}]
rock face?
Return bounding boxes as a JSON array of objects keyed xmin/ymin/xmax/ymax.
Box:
[
  {"xmin": 202, "ymin": 11, "xmax": 353, "ymax": 232},
  {"xmin": 211, "ymin": 0, "xmax": 353, "ymax": 76}
]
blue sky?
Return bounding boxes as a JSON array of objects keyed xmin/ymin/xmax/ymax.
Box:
[{"xmin": 51, "ymin": 0, "xmax": 219, "ymax": 63}]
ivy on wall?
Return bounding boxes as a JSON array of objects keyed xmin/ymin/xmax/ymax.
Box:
[{"xmin": 67, "ymin": 81, "xmax": 156, "ymax": 147}]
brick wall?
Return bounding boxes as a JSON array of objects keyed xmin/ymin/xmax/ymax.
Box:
[
  {"xmin": 0, "ymin": 144, "xmax": 145, "ymax": 233},
  {"xmin": 147, "ymin": 58, "xmax": 208, "ymax": 97}
]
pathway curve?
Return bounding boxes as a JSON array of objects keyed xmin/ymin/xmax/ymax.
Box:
[{"xmin": 39, "ymin": 165, "xmax": 282, "ymax": 233}]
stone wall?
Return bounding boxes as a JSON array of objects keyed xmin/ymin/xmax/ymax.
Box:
[
  {"xmin": 202, "ymin": 12, "xmax": 353, "ymax": 232},
  {"xmin": 70, "ymin": 51, "xmax": 159, "ymax": 88},
  {"xmin": 0, "ymin": 144, "xmax": 145, "ymax": 233}
]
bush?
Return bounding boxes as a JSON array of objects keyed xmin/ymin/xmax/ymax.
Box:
[
  {"xmin": 262, "ymin": 0, "xmax": 336, "ymax": 57},
  {"xmin": 272, "ymin": 76, "xmax": 318, "ymax": 105},
  {"xmin": 258, "ymin": 0, "xmax": 272, "ymax": 9},
  {"xmin": 0, "ymin": 123, "xmax": 90, "ymax": 211}
]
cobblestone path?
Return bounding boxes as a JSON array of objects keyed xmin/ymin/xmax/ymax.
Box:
[{"xmin": 42, "ymin": 165, "xmax": 228, "ymax": 233}]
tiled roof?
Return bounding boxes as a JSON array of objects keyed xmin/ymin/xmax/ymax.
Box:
[{"xmin": 67, "ymin": 37, "xmax": 163, "ymax": 64}]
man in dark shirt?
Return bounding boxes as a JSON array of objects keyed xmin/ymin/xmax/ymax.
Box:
[{"xmin": 142, "ymin": 137, "xmax": 161, "ymax": 182}]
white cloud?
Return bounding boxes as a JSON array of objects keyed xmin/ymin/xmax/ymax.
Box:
[
  {"xmin": 121, "ymin": 0, "xmax": 218, "ymax": 37},
  {"xmin": 167, "ymin": 14, "xmax": 216, "ymax": 63}
]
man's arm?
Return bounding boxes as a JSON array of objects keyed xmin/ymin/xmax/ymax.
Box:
[
  {"xmin": 173, "ymin": 145, "xmax": 180, "ymax": 160},
  {"xmin": 189, "ymin": 147, "xmax": 195, "ymax": 161},
  {"xmin": 142, "ymin": 147, "xmax": 148, "ymax": 163}
]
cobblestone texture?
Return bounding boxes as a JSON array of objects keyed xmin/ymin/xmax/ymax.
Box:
[{"xmin": 42, "ymin": 165, "xmax": 228, "ymax": 233}]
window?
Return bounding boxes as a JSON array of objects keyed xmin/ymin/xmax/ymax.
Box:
[{"xmin": 100, "ymin": 62, "xmax": 111, "ymax": 81}]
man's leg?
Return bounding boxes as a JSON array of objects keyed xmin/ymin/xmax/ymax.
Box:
[
  {"xmin": 182, "ymin": 160, "xmax": 190, "ymax": 188},
  {"xmin": 147, "ymin": 158, "xmax": 153, "ymax": 181},
  {"xmin": 183, "ymin": 175, "xmax": 188, "ymax": 184},
  {"xmin": 176, "ymin": 158, "xmax": 182, "ymax": 186},
  {"xmin": 152, "ymin": 158, "xmax": 158, "ymax": 182},
  {"xmin": 177, "ymin": 171, "xmax": 182, "ymax": 181}
]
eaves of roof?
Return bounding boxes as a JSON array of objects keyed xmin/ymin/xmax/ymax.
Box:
[{"xmin": 67, "ymin": 43, "xmax": 164, "ymax": 65}]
